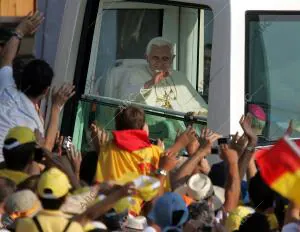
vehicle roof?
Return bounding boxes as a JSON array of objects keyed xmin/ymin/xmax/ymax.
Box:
[{"xmin": 161, "ymin": 0, "xmax": 300, "ymax": 11}]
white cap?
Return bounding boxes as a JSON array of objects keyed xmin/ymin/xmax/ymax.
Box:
[{"xmin": 282, "ymin": 223, "xmax": 300, "ymax": 232}]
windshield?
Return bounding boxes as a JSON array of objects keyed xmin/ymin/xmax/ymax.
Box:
[
  {"xmin": 246, "ymin": 12, "xmax": 300, "ymax": 141},
  {"xmin": 73, "ymin": 1, "xmax": 214, "ymax": 152}
]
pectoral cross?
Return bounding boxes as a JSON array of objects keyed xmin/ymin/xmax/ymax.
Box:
[{"xmin": 156, "ymin": 91, "xmax": 173, "ymax": 109}]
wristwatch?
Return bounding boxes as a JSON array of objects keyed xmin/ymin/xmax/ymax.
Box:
[
  {"xmin": 155, "ymin": 168, "xmax": 168, "ymax": 176},
  {"xmin": 12, "ymin": 31, "xmax": 23, "ymax": 40}
]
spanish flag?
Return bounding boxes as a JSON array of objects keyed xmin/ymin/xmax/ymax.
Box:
[{"xmin": 256, "ymin": 136, "xmax": 300, "ymax": 205}]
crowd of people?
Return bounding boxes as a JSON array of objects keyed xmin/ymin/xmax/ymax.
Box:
[{"xmin": 0, "ymin": 11, "xmax": 299, "ymax": 232}]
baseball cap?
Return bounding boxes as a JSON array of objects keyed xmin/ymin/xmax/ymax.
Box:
[
  {"xmin": 4, "ymin": 127, "xmax": 36, "ymax": 150},
  {"xmin": 37, "ymin": 168, "xmax": 71, "ymax": 199},
  {"xmin": 2, "ymin": 190, "xmax": 41, "ymax": 229},
  {"xmin": 4, "ymin": 190, "xmax": 41, "ymax": 219},
  {"xmin": 148, "ymin": 192, "xmax": 189, "ymax": 231},
  {"xmin": 282, "ymin": 222, "xmax": 300, "ymax": 232}
]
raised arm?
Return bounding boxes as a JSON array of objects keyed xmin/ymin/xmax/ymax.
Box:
[
  {"xmin": 44, "ymin": 84, "xmax": 75, "ymax": 151},
  {"xmin": 73, "ymin": 183, "xmax": 136, "ymax": 225},
  {"xmin": 0, "ymin": 12, "xmax": 44, "ymax": 68},
  {"xmin": 237, "ymin": 114, "xmax": 258, "ymax": 180},
  {"xmin": 220, "ymin": 144, "xmax": 240, "ymax": 212},
  {"xmin": 172, "ymin": 128, "xmax": 220, "ymax": 186}
]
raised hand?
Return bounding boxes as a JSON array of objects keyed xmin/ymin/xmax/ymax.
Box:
[
  {"xmin": 16, "ymin": 11, "xmax": 44, "ymax": 37},
  {"xmin": 159, "ymin": 153, "xmax": 179, "ymax": 172},
  {"xmin": 239, "ymin": 114, "xmax": 257, "ymax": 144},
  {"xmin": 285, "ymin": 119, "xmax": 293, "ymax": 136},
  {"xmin": 198, "ymin": 127, "xmax": 222, "ymax": 152},
  {"xmin": 176, "ymin": 126, "xmax": 197, "ymax": 147},
  {"xmin": 144, "ymin": 71, "xmax": 169, "ymax": 88},
  {"xmin": 157, "ymin": 139, "xmax": 165, "ymax": 150},
  {"xmin": 90, "ymin": 123, "xmax": 109, "ymax": 152},
  {"xmin": 52, "ymin": 83, "xmax": 75, "ymax": 111},
  {"xmin": 66, "ymin": 144, "xmax": 82, "ymax": 178}
]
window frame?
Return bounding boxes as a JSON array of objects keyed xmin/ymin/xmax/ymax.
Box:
[
  {"xmin": 245, "ymin": 10, "xmax": 300, "ymax": 144},
  {"xmin": 61, "ymin": 0, "xmax": 212, "ymax": 137}
]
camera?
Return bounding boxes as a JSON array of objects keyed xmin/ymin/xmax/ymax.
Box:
[
  {"xmin": 217, "ymin": 137, "xmax": 229, "ymax": 145},
  {"xmin": 62, "ymin": 136, "xmax": 73, "ymax": 151}
]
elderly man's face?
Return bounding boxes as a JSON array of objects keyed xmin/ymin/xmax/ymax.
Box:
[{"xmin": 146, "ymin": 45, "xmax": 174, "ymax": 73}]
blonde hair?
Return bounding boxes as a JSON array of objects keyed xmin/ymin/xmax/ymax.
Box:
[{"xmin": 146, "ymin": 37, "xmax": 174, "ymax": 56}]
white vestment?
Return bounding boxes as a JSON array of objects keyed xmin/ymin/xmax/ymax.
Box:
[{"xmin": 106, "ymin": 64, "xmax": 208, "ymax": 115}]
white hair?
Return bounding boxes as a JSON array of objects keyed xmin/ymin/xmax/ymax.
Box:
[{"xmin": 146, "ymin": 37, "xmax": 174, "ymax": 56}]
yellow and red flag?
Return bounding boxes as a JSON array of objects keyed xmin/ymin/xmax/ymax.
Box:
[{"xmin": 256, "ymin": 136, "xmax": 300, "ymax": 205}]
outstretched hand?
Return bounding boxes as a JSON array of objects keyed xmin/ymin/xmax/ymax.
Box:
[
  {"xmin": 16, "ymin": 11, "xmax": 44, "ymax": 37},
  {"xmin": 90, "ymin": 123, "xmax": 109, "ymax": 151},
  {"xmin": 144, "ymin": 71, "xmax": 169, "ymax": 88},
  {"xmin": 239, "ymin": 114, "xmax": 257, "ymax": 144},
  {"xmin": 198, "ymin": 127, "xmax": 222, "ymax": 152},
  {"xmin": 52, "ymin": 83, "xmax": 75, "ymax": 111}
]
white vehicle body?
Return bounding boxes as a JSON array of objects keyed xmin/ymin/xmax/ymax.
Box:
[{"xmin": 53, "ymin": 0, "xmax": 300, "ymax": 149}]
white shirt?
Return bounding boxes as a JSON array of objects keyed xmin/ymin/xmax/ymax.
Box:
[
  {"xmin": 0, "ymin": 66, "xmax": 44, "ymax": 162},
  {"xmin": 106, "ymin": 64, "xmax": 208, "ymax": 115}
]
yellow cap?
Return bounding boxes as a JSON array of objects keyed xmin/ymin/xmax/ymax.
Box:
[
  {"xmin": 225, "ymin": 206, "xmax": 254, "ymax": 231},
  {"xmin": 38, "ymin": 168, "xmax": 71, "ymax": 199},
  {"xmin": 4, "ymin": 127, "xmax": 36, "ymax": 150}
]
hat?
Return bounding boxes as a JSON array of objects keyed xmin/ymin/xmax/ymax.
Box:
[
  {"xmin": 175, "ymin": 173, "xmax": 225, "ymax": 211},
  {"xmin": 282, "ymin": 222, "xmax": 300, "ymax": 232},
  {"xmin": 122, "ymin": 214, "xmax": 148, "ymax": 231},
  {"xmin": 148, "ymin": 192, "xmax": 189, "ymax": 231},
  {"xmin": 4, "ymin": 127, "xmax": 36, "ymax": 150},
  {"xmin": 2, "ymin": 190, "xmax": 41, "ymax": 228},
  {"xmin": 37, "ymin": 168, "xmax": 71, "ymax": 199},
  {"xmin": 248, "ymin": 104, "xmax": 266, "ymax": 121},
  {"xmin": 61, "ymin": 188, "xmax": 97, "ymax": 214},
  {"xmin": 225, "ymin": 206, "xmax": 254, "ymax": 231}
]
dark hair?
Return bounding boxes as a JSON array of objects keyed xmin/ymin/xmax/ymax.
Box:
[
  {"xmin": 80, "ymin": 151, "xmax": 98, "ymax": 185},
  {"xmin": 238, "ymin": 212, "xmax": 271, "ymax": 232},
  {"xmin": 40, "ymin": 196, "xmax": 66, "ymax": 210},
  {"xmin": 102, "ymin": 209, "xmax": 128, "ymax": 231},
  {"xmin": 248, "ymin": 172, "xmax": 275, "ymax": 211},
  {"xmin": 187, "ymin": 201, "xmax": 214, "ymax": 230},
  {"xmin": 13, "ymin": 55, "xmax": 35, "ymax": 89},
  {"xmin": 0, "ymin": 177, "xmax": 16, "ymax": 203},
  {"xmin": 19, "ymin": 59, "xmax": 54, "ymax": 98},
  {"xmin": 115, "ymin": 106, "xmax": 145, "ymax": 130},
  {"xmin": 3, "ymin": 140, "xmax": 35, "ymax": 171}
]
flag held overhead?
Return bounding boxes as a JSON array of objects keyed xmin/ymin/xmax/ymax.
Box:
[{"xmin": 256, "ymin": 136, "xmax": 300, "ymax": 206}]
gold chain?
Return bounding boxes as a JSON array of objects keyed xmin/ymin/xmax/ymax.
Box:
[{"xmin": 155, "ymin": 77, "xmax": 177, "ymax": 109}]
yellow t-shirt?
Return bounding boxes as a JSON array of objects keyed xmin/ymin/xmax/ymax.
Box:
[
  {"xmin": 0, "ymin": 169, "xmax": 29, "ymax": 184},
  {"xmin": 95, "ymin": 141, "xmax": 162, "ymax": 183},
  {"xmin": 16, "ymin": 210, "xmax": 84, "ymax": 232},
  {"xmin": 94, "ymin": 141, "xmax": 164, "ymax": 215}
]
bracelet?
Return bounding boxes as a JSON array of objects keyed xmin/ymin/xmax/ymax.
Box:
[
  {"xmin": 12, "ymin": 31, "xmax": 23, "ymax": 40},
  {"xmin": 155, "ymin": 168, "xmax": 168, "ymax": 176}
]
